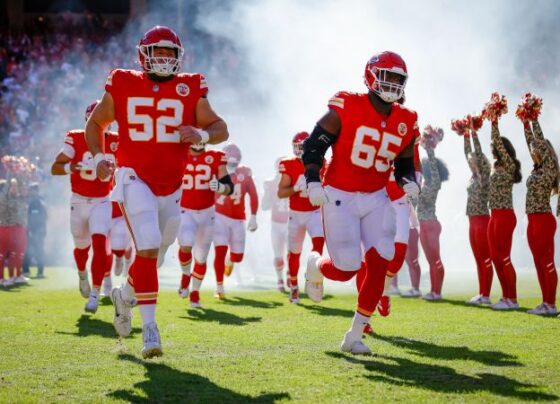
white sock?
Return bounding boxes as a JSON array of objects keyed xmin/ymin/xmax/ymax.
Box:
[
  {"xmin": 181, "ymin": 261, "xmax": 192, "ymax": 276},
  {"xmin": 90, "ymin": 288, "xmax": 99, "ymax": 298},
  {"xmin": 383, "ymin": 276, "xmax": 393, "ymax": 294},
  {"xmin": 276, "ymin": 268, "xmax": 284, "ymax": 282},
  {"xmin": 192, "ymin": 277, "xmax": 202, "ymax": 292},
  {"xmin": 104, "ymin": 275, "xmax": 112, "ymax": 288},
  {"xmin": 139, "ymin": 304, "xmax": 156, "ymax": 325},
  {"xmin": 78, "ymin": 271, "xmax": 87, "ymax": 280},
  {"xmin": 349, "ymin": 312, "xmax": 370, "ymax": 338},
  {"xmin": 216, "ymin": 283, "xmax": 224, "ymax": 294},
  {"xmin": 121, "ymin": 281, "xmax": 135, "ymax": 301}
]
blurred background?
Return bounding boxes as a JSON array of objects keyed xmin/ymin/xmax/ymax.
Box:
[{"xmin": 1, "ymin": 0, "xmax": 559, "ymax": 291}]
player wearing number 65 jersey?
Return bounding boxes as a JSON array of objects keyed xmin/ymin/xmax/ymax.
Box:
[
  {"xmin": 51, "ymin": 100, "xmax": 118, "ymax": 315},
  {"xmin": 178, "ymin": 143, "xmax": 232, "ymax": 308},
  {"xmin": 278, "ymin": 132, "xmax": 325, "ymax": 304},
  {"xmin": 302, "ymin": 51, "xmax": 420, "ymax": 355},
  {"xmin": 85, "ymin": 25, "xmax": 229, "ymax": 359}
]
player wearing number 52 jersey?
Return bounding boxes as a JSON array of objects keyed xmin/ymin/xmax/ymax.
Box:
[
  {"xmin": 51, "ymin": 101, "xmax": 117, "ymax": 315},
  {"xmin": 210, "ymin": 143, "xmax": 259, "ymax": 300},
  {"xmin": 178, "ymin": 144, "xmax": 232, "ymax": 308},
  {"xmin": 302, "ymin": 51, "xmax": 420, "ymax": 355},
  {"xmin": 278, "ymin": 132, "xmax": 325, "ymax": 304},
  {"xmin": 85, "ymin": 25, "xmax": 229, "ymax": 359}
]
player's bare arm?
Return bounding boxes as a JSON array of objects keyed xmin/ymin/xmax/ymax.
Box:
[
  {"xmin": 277, "ymin": 173, "xmax": 295, "ymax": 198},
  {"xmin": 179, "ymin": 98, "xmax": 229, "ymax": 145},
  {"xmin": 85, "ymin": 92, "xmax": 116, "ymax": 180},
  {"xmin": 51, "ymin": 152, "xmax": 78, "ymax": 176}
]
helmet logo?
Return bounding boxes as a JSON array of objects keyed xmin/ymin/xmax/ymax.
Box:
[
  {"xmin": 176, "ymin": 83, "xmax": 190, "ymax": 97},
  {"xmin": 398, "ymin": 123, "xmax": 408, "ymax": 136}
]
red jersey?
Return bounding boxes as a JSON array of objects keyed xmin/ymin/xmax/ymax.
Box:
[
  {"xmin": 278, "ymin": 157, "xmax": 319, "ymax": 212},
  {"xmin": 386, "ymin": 170, "xmax": 405, "ymax": 201},
  {"xmin": 215, "ymin": 165, "xmax": 258, "ymax": 220},
  {"xmin": 105, "ymin": 69, "xmax": 208, "ymax": 196},
  {"xmin": 61, "ymin": 130, "xmax": 118, "ymax": 198},
  {"xmin": 324, "ymin": 92, "xmax": 419, "ymax": 193},
  {"xmin": 180, "ymin": 149, "xmax": 227, "ymax": 210},
  {"xmin": 112, "ymin": 201, "xmax": 123, "ymax": 218}
]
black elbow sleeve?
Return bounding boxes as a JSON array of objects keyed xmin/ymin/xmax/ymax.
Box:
[
  {"xmin": 394, "ymin": 157, "xmax": 416, "ymax": 186},
  {"xmin": 219, "ymin": 174, "xmax": 234, "ymax": 195},
  {"xmin": 302, "ymin": 125, "xmax": 336, "ymax": 167}
]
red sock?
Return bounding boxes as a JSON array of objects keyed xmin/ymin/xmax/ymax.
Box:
[
  {"xmin": 181, "ymin": 274, "xmax": 191, "ymax": 289},
  {"xmin": 73, "ymin": 246, "xmax": 90, "ymax": 272},
  {"xmin": 132, "ymin": 255, "xmax": 158, "ymax": 305},
  {"xmin": 311, "ymin": 237, "xmax": 324, "ymax": 255},
  {"xmin": 214, "ymin": 246, "xmax": 227, "ymax": 284},
  {"xmin": 105, "ymin": 253, "xmax": 113, "ymax": 277},
  {"xmin": 192, "ymin": 261, "xmax": 207, "ymax": 281},
  {"xmin": 319, "ymin": 258, "xmax": 362, "ymax": 282},
  {"xmin": 357, "ymin": 248, "xmax": 389, "ymax": 316},
  {"xmin": 355, "ymin": 265, "xmax": 366, "ymax": 292},
  {"xmin": 91, "ymin": 234, "xmax": 107, "ymax": 289},
  {"xmin": 112, "ymin": 249, "xmax": 125, "ymax": 258},
  {"xmin": 230, "ymin": 252, "xmax": 244, "ymax": 263},
  {"xmin": 387, "ymin": 242, "xmax": 407, "ymax": 276},
  {"xmin": 288, "ymin": 252, "xmax": 301, "ymax": 288},
  {"xmin": 178, "ymin": 249, "xmax": 192, "ymax": 266}
]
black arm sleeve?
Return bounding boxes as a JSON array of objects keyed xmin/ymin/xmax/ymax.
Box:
[
  {"xmin": 219, "ymin": 174, "xmax": 234, "ymax": 195},
  {"xmin": 302, "ymin": 125, "xmax": 337, "ymax": 183},
  {"xmin": 394, "ymin": 157, "xmax": 416, "ymax": 186}
]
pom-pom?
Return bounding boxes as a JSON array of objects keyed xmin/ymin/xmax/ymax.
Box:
[
  {"xmin": 482, "ymin": 92, "xmax": 508, "ymax": 122},
  {"xmin": 467, "ymin": 114, "xmax": 484, "ymax": 131},
  {"xmin": 451, "ymin": 118, "xmax": 469, "ymax": 136},
  {"xmin": 516, "ymin": 93, "xmax": 543, "ymax": 122},
  {"xmin": 421, "ymin": 125, "xmax": 444, "ymax": 149}
]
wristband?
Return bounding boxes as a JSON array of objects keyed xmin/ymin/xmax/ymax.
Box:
[
  {"xmin": 64, "ymin": 163, "xmax": 72, "ymax": 174},
  {"xmin": 198, "ymin": 129, "xmax": 210, "ymax": 144},
  {"xmin": 93, "ymin": 153, "xmax": 106, "ymax": 169}
]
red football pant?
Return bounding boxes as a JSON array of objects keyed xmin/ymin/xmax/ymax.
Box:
[
  {"xmin": 127, "ymin": 255, "xmax": 158, "ymax": 305},
  {"xmin": 488, "ymin": 209, "xmax": 517, "ymax": 300},
  {"xmin": 74, "ymin": 246, "xmax": 90, "ymax": 272},
  {"xmin": 320, "ymin": 248, "xmax": 388, "ymax": 316},
  {"xmin": 0, "ymin": 225, "xmax": 27, "ymax": 278},
  {"xmin": 214, "ymin": 245, "xmax": 227, "ymax": 284},
  {"xmin": 288, "ymin": 252, "xmax": 301, "ymax": 288},
  {"xmin": 387, "ymin": 242, "xmax": 408, "ymax": 276},
  {"xmin": 469, "ymin": 215, "xmax": 493, "ymax": 297},
  {"xmin": 527, "ymin": 212, "xmax": 558, "ymax": 306},
  {"xmin": 420, "ymin": 219, "xmax": 444, "ymax": 294},
  {"xmin": 405, "ymin": 228, "xmax": 421, "ymax": 289}
]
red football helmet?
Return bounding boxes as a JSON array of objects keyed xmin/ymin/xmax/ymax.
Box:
[
  {"xmin": 364, "ymin": 51, "xmax": 408, "ymax": 103},
  {"xmin": 138, "ymin": 26, "xmax": 184, "ymax": 76},
  {"xmin": 223, "ymin": 143, "xmax": 242, "ymax": 168},
  {"xmin": 85, "ymin": 100, "xmax": 98, "ymax": 122},
  {"xmin": 292, "ymin": 132, "xmax": 309, "ymax": 158}
]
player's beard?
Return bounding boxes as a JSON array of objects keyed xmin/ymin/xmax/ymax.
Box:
[{"xmin": 147, "ymin": 72, "xmax": 175, "ymax": 82}]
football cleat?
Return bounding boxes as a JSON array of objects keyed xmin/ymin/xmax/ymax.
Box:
[
  {"xmin": 387, "ymin": 285, "xmax": 401, "ymax": 296},
  {"xmin": 545, "ymin": 304, "xmax": 558, "ymax": 315},
  {"xmin": 78, "ymin": 273, "xmax": 91, "ymax": 298},
  {"xmin": 214, "ymin": 284, "xmax": 226, "ymax": 300},
  {"xmin": 3, "ymin": 277, "xmax": 15, "ymax": 287},
  {"xmin": 341, "ymin": 331, "xmax": 372, "ymax": 355},
  {"xmin": 507, "ymin": 299, "xmax": 519, "ymax": 309},
  {"xmin": 467, "ymin": 295, "xmax": 484, "ymax": 305},
  {"xmin": 178, "ymin": 287, "xmax": 189, "ymax": 299},
  {"xmin": 363, "ymin": 323, "xmax": 374, "ymax": 336},
  {"xmin": 277, "ymin": 279, "xmax": 287, "ymax": 293},
  {"xmin": 377, "ymin": 296, "xmax": 391, "ymax": 317},
  {"xmin": 491, "ymin": 298, "xmax": 514, "ymax": 310},
  {"xmin": 304, "ymin": 252, "xmax": 324, "ymax": 303},
  {"xmin": 84, "ymin": 291, "xmax": 99, "ymax": 314},
  {"xmin": 110, "ymin": 287, "xmax": 136, "ymax": 337},
  {"xmin": 189, "ymin": 291, "xmax": 202, "ymax": 308},
  {"xmin": 224, "ymin": 256, "xmax": 234, "ymax": 277},
  {"xmin": 527, "ymin": 304, "xmax": 548, "ymax": 315},
  {"xmin": 401, "ymin": 288, "xmax": 421, "ymax": 298},
  {"xmin": 14, "ymin": 275, "xmax": 29, "ymax": 284},
  {"xmin": 422, "ymin": 292, "xmax": 442, "ymax": 301},
  {"xmin": 289, "ymin": 287, "xmax": 300, "ymax": 304},
  {"xmin": 141, "ymin": 322, "xmax": 163, "ymax": 359}
]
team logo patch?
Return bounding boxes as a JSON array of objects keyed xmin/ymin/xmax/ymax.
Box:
[
  {"xmin": 237, "ymin": 174, "xmax": 245, "ymax": 182},
  {"xmin": 176, "ymin": 83, "xmax": 190, "ymax": 97},
  {"xmin": 110, "ymin": 142, "xmax": 118, "ymax": 152},
  {"xmin": 398, "ymin": 123, "xmax": 408, "ymax": 136},
  {"xmin": 205, "ymin": 155, "xmax": 214, "ymax": 164}
]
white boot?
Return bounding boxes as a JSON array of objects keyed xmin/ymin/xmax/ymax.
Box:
[{"xmin": 305, "ymin": 252, "xmax": 324, "ymax": 303}]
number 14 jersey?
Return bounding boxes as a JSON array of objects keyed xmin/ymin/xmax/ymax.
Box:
[{"xmin": 324, "ymin": 91, "xmax": 419, "ymax": 193}]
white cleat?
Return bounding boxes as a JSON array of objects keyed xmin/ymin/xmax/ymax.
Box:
[
  {"xmin": 79, "ymin": 274, "xmax": 91, "ymax": 298},
  {"xmin": 277, "ymin": 280, "xmax": 287, "ymax": 293},
  {"xmin": 141, "ymin": 322, "xmax": 163, "ymax": 359},
  {"xmin": 467, "ymin": 295, "xmax": 486, "ymax": 305},
  {"xmin": 110, "ymin": 287, "xmax": 136, "ymax": 337},
  {"xmin": 545, "ymin": 304, "xmax": 558, "ymax": 315},
  {"xmin": 507, "ymin": 299, "xmax": 519, "ymax": 309},
  {"xmin": 479, "ymin": 296, "xmax": 492, "ymax": 305},
  {"xmin": 341, "ymin": 332, "xmax": 371, "ymax": 355},
  {"xmin": 492, "ymin": 298, "xmax": 514, "ymax": 310},
  {"xmin": 85, "ymin": 291, "xmax": 99, "ymax": 314},
  {"xmin": 178, "ymin": 288, "xmax": 189, "ymax": 299},
  {"xmin": 527, "ymin": 303, "xmax": 547, "ymax": 315},
  {"xmin": 422, "ymin": 292, "xmax": 442, "ymax": 301},
  {"xmin": 4, "ymin": 277, "xmax": 15, "ymax": 287},
  {"xmin": 14, "ymin": 275, "xmax": 29, "ymax": 284},
  {"xmin": 402, "ymin": 288, "xmax": 421, "ymax": 298},
  {"xmin": 101, "ymin": 276, "xmax": 112, "ymax": 298},
  {"xmin": 0, "ymin": 279, "xmax": 4, "ymax": 287},
  {"xmin": 190, "ymin": 301, "xmax": 203, "ymax": 309},
  {"xmin": 114, "ymin": 257, "xmax": 124, "ymax": 276},
  {"xmin": 387, "ymin": 285, "xmax": 401, "ymax": 296},
  {"xmin": 305, "ymin": 252, "xmax": 324, "ymax": 303}
]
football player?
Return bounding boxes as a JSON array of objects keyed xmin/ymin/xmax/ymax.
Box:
[
  {"xmin": 262, "ymin": 158, "xmax": 289, "ymax": 292},
  {"xmin": 51, "ymin": 100, "xmax": 117, "ymax": 314},
  {"xmin": 209, "ymin": 143, "xmax": 258, "ymax": 301},
  {"xmin": 178, "ymin": 142, "xmax": 232, "ymax": 308},
  {"xmin": 302, "ymin": 51, "xmax": 420, "ymax": 354},
  {"xmin": 278, "ymin": 133, "xmax": 325, "ymax": 303},
  {"xmin": 85, "ymin": 26, "xmax": 229, "ymax": 358}
]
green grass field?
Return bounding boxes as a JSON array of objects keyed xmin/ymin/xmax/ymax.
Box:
[{"xmin": 1, "ymin": 270, "xmax": 559, "ymax": 403}]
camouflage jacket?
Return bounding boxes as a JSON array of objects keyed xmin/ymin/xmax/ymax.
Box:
[
  {"xmin": 464, "ymin": 133, "xmax": 490, "ymax": 216},
  {"xmin": 417, "ymin": 148, "xmax": 440, "ymax": 221},
  {"xmin": 0, "ymin": 182, "xmax": 29, "ymax": 226},
  {"xmin": 489, "ymin": 123, "xmax": 516, "ymax": 210}
]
